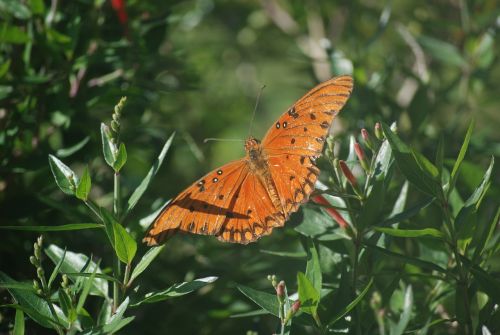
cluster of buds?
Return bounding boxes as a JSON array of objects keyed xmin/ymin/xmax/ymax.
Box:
[
  {"xmin": 337, "ymin": 123, "xmax": 385, "ymax": 197},
  {"xmin": 110, "ymin": 96, "xmax": 126, "ymax": 141},
  {"xmin": 30, "ymin": 236, "xmax": 45, "ymax": 295}
]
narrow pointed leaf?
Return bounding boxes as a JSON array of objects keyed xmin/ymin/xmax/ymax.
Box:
[
  {"xmin": 0, "ymin": 223, "xmax": 103, "ymax": 231},
  {"xmin": 449, "ymin": 120, "xmax": 475, "ymax": 194},
  {"xmin": 125, "ymin": 132, "xmax": 175, "ymax": 216},
  {"xmin": 130, "ymin": 245, "xmax": 165, "ymax": 284},
  {"xmin": 328, "ymin": 278, "xmax": 373, "ymax": 326},
  {"xmin": 132, "ymin": 276, "xmax": 218, "ymax": 306},
  {"xmin": 45, "ymin": 244, "xmax": 108, "ymax": 297},
  {"xmin": 374, "ymin": 227, "xmax": 444, "ymax": 238},
  {"xmin": 237, "ymin": 284, "xmax": 278, "ymax": 316}
]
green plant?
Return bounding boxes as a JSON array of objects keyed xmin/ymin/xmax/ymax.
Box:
[
  {"xmin": 0, "ymin": 98, "xmax": 217, "ymax": 334},
  {"xmin": 235, "ymin": 123, "xmax": 498, "ymax": 334}
]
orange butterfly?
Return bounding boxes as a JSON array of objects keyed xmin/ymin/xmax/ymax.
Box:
[{"xmin": 144, "ymin": 75, "xmax": 353, "ymax": 245}]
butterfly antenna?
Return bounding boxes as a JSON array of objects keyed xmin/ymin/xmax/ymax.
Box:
[
  {"xmin": 248, "ymin": 84, "xmax": 266, "ymax": 137},
  {"xmin": 203, "ymin": 138, "xmax": 245, "ymax": 144}
]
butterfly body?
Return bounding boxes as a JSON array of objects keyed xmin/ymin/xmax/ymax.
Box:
[{"xmin": 144, "ymin": 75, "xmax": 353, "ymax": 246}]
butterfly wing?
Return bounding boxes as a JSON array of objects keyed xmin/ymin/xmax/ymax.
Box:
[
  {"xmin": 261, "ymin": 75, "xmax": 353, "ymax": 214},
  {"xmin": 143, "ymin": 159, "xmax": 249, "ymax": 246},
  {"xmin": 143, "ymin": 159, "xmax": 285, "ymax": 245}
]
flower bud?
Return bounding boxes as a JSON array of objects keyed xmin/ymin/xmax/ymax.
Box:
[
  {"xmin": 291, "ymin": 300, "xmax": 301, "ymax": 313},
  {"xmin": 354, "ymin": 142, "xmax": 369, "ymax": 173},
  {"xmin": 361, "ymin": 128, "xmax": 374, "ymax": 151},
  {"xmin": 276, "ymin": 281, "xmax": 285, "ymax": 298},
  {"xmin": 339, "ymin": 160, "xmax": 357, "ymax": 188},
  {"xmin": 374, "ymin": 122, "xmax": 384, "ymax": 140},
  {"xmin": 33, "ymin": 279, "xmax": 39, "ymax": 290},
  {"xmin": 312, "ymin": 195, "xmax": 349, "ymax": 229},
  {"xmin": 33, "ymin": 243, "xmax": 41, "ymax": 260},
  {"xmin": 37, "ymin": 267, "xmax": 45, "ymax": 279},
  {"xmin": 37, "ymin": 235, "xmax": 43, "ymax": 247},
  {"xmin": 29, "ymin": 256, "xmax": 38, "ymax": 266}
]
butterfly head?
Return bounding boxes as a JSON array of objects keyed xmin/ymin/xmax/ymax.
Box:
[{"xmin": 245, "ymin": 137, "xmax": 262, "ymax": 161}]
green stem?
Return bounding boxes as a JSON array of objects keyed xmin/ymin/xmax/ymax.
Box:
[
  {"xmin": 113, "ymin": 172, "xmax": 122, "ymax": 312},
  {"xmin": 352, "ymin": 234, "xmax": 362, "ymax": 335},
  {"xmin": 442, "ymin": 201, "xmax": 472, "ymax": 334},
  {"xmin": 85, "ymin": 199, "xmax": 102, "ymax": 221},
  {"xmin": 39, "ymin": 274, "xmax": 64, "ymax": 334},
  {"xmin": 123, "ymin": 263, "xmax": 131, "ymax": 290}
]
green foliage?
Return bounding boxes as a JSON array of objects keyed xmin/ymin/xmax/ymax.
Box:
[{"xmin": 1, "ymin": 1, "xmax": 498, "ymax": 334}]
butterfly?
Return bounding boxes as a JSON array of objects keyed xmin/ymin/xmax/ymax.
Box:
[{"xmin": 144, "ymin": 75, "xmax": 353, "ymax": 245}]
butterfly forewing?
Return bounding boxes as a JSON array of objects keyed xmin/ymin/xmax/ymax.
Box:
[
  {"xmin": 262, "ymin": 75, "xmax": 353, "ymax": 155},
  {"xmin": 262, "ymin": 75, "xmax": 353, "ymax": 214}
]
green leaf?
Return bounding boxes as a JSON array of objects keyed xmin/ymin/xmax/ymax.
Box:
[
  {"xmin": 0, "ymin": 272, "xmax": 68, "ymax": 329},
  {"xmin": 14, "ymin": 309, "xmax": 25, "ymax": 335},
  {"xmin": 113, "ymin": 223, "xmax": 137, "ymax": 264},
  {"xmin": 381, "ymin": 123, "xmax": 440, "ymax": 197},
  {"xmin": 372, "ymin": 139, "xmax": 393, "ymax": 180},
  {"xmin": 327, "ymin": 278, "xmax": 373, "ymax": 327},
  {"xmin": 0, "ymin": 0, "xmax": 32, "ymax": 19},
  {"xmin": 76, "ymin": 258, "xmax": 100, "ymax": 313},
  {"xmin": 236, "ymin": 284, "xmax": 278, "ymax": 317},
  {"xmin": 129, "ymin": 245, "xmax": 165, "ymax": 284},
  {"xmin": 48, "ymin": 154, "xmax": 77, "ymax": 195},
  {"xmin": 29, "ymin": 0, "xmax": 46, "ymax": 15},
  {"xmin": 358, "ymin": 176, "xmax": 386, "ymax": 228},
  {"xmin": 380, "ymin": 197, "xmax": 434, "ymax": 226},
  {"xmin": 391, "ymin": 285, "xmax": 413, "ymax": 335},
  {"xmin": 56, "ymin": 137, "xmax": 90, "ymax": 158},
  {"xmin": 455, "ymin": 157, "xmax": 494, "ymax": 243},
  {"xmin": 418, "ymin": 35, "xmax": 468, "ymax": 68},
  {"xmin": 374, "ymin": 227, "xmax": 444, "ymax": 238},
  {"xmin": 435, "ymin": 136, "xmax": 444, "ymax": 178},
  {"xmin": 113, "ymin": 143, "xmax": 127, "ymax": 172},
  {"xmin": 260, "ymin": 249, "xmax": 307, "ymax": 258},
  {"xmin": 100, "ymin": 207, "xmax": 116, "ymax": 247},
  {"xmin": 101, "ymin": 123, "xmax": 117, "ymax": 168},
  {"xmin": 463, "ymin": 156, "xmax": 494, "ymax": 209},
  {"xmin": 365, "ymin": 244, "xmax": 450, "ymax": 275},
  {"xmin": 57, "ymin": 288, "xmax": 75, "ymax": 321},
  {"xmin": 471, "ymin": 206, "xmax": 500, "ymax": 261},
  {"xmin": 101, "ymin": 297, "xmax": 135, "ymax": 333},
  {"xmin": 45, "ymin": 244, "xmax": 108, "ymax": 297},
  {"xmin": 449, "ymin": 120, "xmax": 474, "ymax": 194},
  {"xmin": 305, "ymin": 240, "xmax": 322, "ymax": 295},
  {"xmin": 0, "ymin": 59, "xmax": 11, "ymax": 79},
  {"xmin": 0, "ymin": 23, "xmax": 30, "ymax": 44},
  {"xmin": 124, "ymin": 132, "xmax": 175, "ymax": 216},
  {"xmin": 75, "ymin": 166, "xmax": 91, "ymax": 201},
  {"xmin": 470, "ymin": 266, "xmax": 500, "ymax": 303},
  {"xmin": 412, "ymin": 150, "xmax": 439, "ymax": 179},
  {"xmin": 48, "ymin": 248, "xmax": 66, "ymax": 289},
  {"xmin": 297, "ymin": 272, "xmax": 320, "ymax": 317},
  {"xmin": 0, "ymin": 223, "xmax": 103, "ymax": 231},
  {"xmin": 132, "ymin": 276, "xmax": 218, "ymax": 306}
]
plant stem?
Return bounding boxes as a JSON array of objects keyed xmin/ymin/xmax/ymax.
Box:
[
  {"xmin": 39, "ymin": 273, "xmax": 64, "ymax": 334},
  {"xmin": 123, "ymin": 263, "xmax": 131, "ymax": 291},
  {"xmin": 352, "ymin": 233, "xmax": 362, "ymax": 335},
  {"xmin": 442, "ymin": 201, "xmax": 472, "ymax": 334},
  {"xmin": 113, "ymin": 171, "xmax": 122, "ymax": 312}
]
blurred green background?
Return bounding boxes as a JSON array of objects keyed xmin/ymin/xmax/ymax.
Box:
[{"xmin": 1, "ymin": 0, "xmax": 498, "ymax": 334}]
